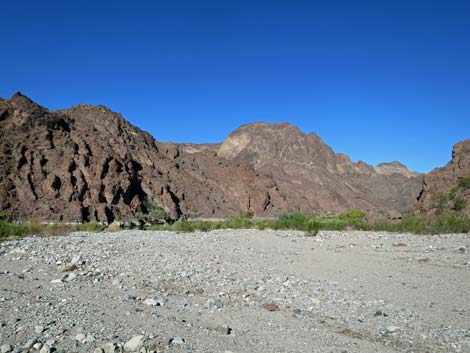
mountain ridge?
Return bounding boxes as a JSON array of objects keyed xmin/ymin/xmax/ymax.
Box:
[{"xmin": 0, "ymin": 92, "xmax": 427, "ymax": 222}]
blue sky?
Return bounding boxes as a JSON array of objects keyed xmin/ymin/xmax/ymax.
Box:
[{"xmin": 1, "ymin": 0, "xmax": 469, "ymax": 172}]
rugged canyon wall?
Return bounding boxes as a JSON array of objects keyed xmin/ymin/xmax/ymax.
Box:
[
  {"xmin": 217, "ymin": 122, "xmax": 423, "ymax": 215},
  {"xmin": 0, "ymin": 93, "xmax": 425, "ymax": 222},
  {"xmin": 416, "ymin": 139, "xmax": 470, "ymax": 216}
]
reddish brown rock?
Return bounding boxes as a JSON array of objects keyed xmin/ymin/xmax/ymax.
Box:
[
  {"xmin": 0, "ymin": 93, "xmax": 424, "ymax": 222},
  {"xmin": 416, "ymin": 139, "xmax": 470, "ymax": 216},
  {"xmin": 0, "ymin": 93, "xmax": 286, "ymax": 222},
  {"xmin": 217, "ymin": 122, "xmax": 423, "ymax": 214}
]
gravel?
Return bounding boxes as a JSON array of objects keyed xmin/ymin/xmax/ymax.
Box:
[{"xmin": 0, "ymin": 229, "xmax": 469, "ymax": 352}]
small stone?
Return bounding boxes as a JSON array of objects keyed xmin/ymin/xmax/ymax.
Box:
[
  {"xmin": 385, "ymin": 325, "xmax": 399, "ymax": 334},
  {"xmin": 170, "ymin": 337, "xmax": 185, "ymax": 345},
  {"xmin": 214, "ymin": 325, "xmax": 232, "ymax": 335},
  {"xmin": 74, "ymin": 333, "xmax": 86, "ymax": 343},
  {"xmin": 293, "ymin": 308, "xmax": 301, "ymax": 315},
  {"xmin": 373, "ymin": 310, "xmax": 385, "ymax": 317},
  {"xmin": 35, "ymin": 325, "xmax": 45, "ymax": 334},
  {"xmin": 263, "ymin": 303, "xmax": 279, "ymax": 312},
  {"xmin": 83, "ymin": 334, "xmax": 95, "ymax": 344},
  {"xmin": 127, "ymin": 293, "xmax": 137, "ymax": 300},
  {"xmin": 1, "ymin": 344, "xmax": 12, "ymax": 353},
  {"xmin": 124, "ymin": 335, "xmax": 145, "ymax": 352},
  {"xmin": 100, "ymin": 343, "xmax": 116, "ymax": 353},
  {"xmin": 50, "ymin": 279, "xmax": 63, "ymax": 284},
  {"xmin": 39, "ymin": 344, "xmax": 51, "ymax": 353},
  {"xmin": 143, "ymin": 298, "xmax": 157, "ymax": 306},
  {"xmin": 205, "ymin": 298, "xmax": 215, "ymax": 309},
  {"xmin": 63, "ymin": 264, "xmax": 78, "ymax": 272},
  {"xmin": 64, "ymin": 273, "xmax": 77, "ymax": 282},
  {"xmin": 33, "ymin": 343, "xmax": 42, "ymax": 350},
  {"xmin": 458, "ymin": 247, "xmax": 467, "ymax": 254},
  {"xmin": 93, "ymin": 348, "xmax": 105, "ymax": 353},
  {"xmin": 24, "ymin": 338, "xmax": 37, "ymax": 349}
]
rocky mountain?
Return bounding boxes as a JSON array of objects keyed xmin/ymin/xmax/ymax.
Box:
[
  {"xmin": 217, "ymin": 122, "xmax": 423, "ymax": 214},
  {"xmin": 0, "ymin": 93, "xmax": 286, "ymax": 222},
  {"xmin": 0, "ymin": 93, "xmax": 424, "ymax": 222},
  {"xmin": 375, "ymin": 161, "xmax": 421, "ymax": 178},
  {"xmin": 416, "ymin": 139, "xmax": 470, "ymax": 215}
]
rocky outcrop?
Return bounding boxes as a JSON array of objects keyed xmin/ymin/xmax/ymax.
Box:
[
  {"xmin": 0, "ymin": 93, "xmax": 285, "ymax": 222},
  {"xmin": 0, "ymin": 93, "xmax": 424, "ymax": 222},
  {"xmin": 217, "ymin": 122, "xmax": 423, "ymax": 214},
  {"xmin": 416, "ymin": 140, "xmax": 470, "ymax": 215}
]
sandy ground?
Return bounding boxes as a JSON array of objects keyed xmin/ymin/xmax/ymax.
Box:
[{"xmin": 0, "ymin": 229, "xmax": 469, "ymax": 353}]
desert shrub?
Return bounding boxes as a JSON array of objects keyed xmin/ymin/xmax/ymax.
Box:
[
  {"xmin": 453, "ymin": 196, "xmax": 467, "ymax": 211},
  {"xmin": 458, "ymin": 177, "xmax": 470, "ymax": 190},
  {"xmin": 0, "ymin": 221, "xmax": 29, "ymax": 239},
  {"xmin": 172, "ymin": 220, "xmax": 197, "ymax": 232},
  {"xmin": 222, "ymin": 217, "xmax": 248, "ymax": 229},
  {"xmin": 0, "ymin": 211, "xmax": 12, "ymax": 222},
  {"xmin": 317, "ymin": 218, "xmax": 348, "ymax": 230},
  {"xmin": 239, "ymin": 210, "xmax": 254, "ymax": 219},
  {"xmin": 336, "ymin": 210, "xmax": 365, "ymax": 224},
  {"xmin": 136, "ymin": 198, "xmax": 169, "ymax": 224},
  {"xmin": 434, "ymin": 193, "xmax": 450, "ymax": 213},
  {"xmin": 304, "ymin": 219, "xmax": 320, "ymax": 236},
  {"xmin": 275, "ymin": 213, "xmax": 310, "ymax": 230}
]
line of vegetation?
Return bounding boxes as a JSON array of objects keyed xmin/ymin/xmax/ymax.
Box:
[
  {"xmin": 0, "ymin": 211, "xmax": 105, "ymax": 240},
  {"xmin": 151, "ymin": 209, "xmax": 470, "ymax": 235},
  {"xmin": 1, "ymin": 208, "xmax": 469, "ymax": 240}
]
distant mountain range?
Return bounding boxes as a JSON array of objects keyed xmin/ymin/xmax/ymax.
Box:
[{"xmin": 0, "ymin": 92, "xmax": 468, "ymax": 222}]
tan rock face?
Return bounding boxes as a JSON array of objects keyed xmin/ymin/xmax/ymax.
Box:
[
  {"xmin": 375, "ymin": 161, "xmax": 421, "ymax": 178},
  {"xmin": 0, "ymin": 93, "xmax": 424, "ymax": 222},
  {"xmin": 416, "ymin": 140, "xmax": 470, "ymax": 216}
]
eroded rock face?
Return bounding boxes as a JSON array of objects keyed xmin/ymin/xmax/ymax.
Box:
[
  {"xmin": 416, "ymin": 140, "xmax": 470, "ymax": 215},
  {"xmin": 0, "ymin": 93, "xmax": 286, "ymax": 222},
  {"xmin": 217, "ymin": 122, "xmax": 423, "ymax": 214},
  {"xmin": 0, "ymin": 94, "xmax": 424, "ymax": 222}
]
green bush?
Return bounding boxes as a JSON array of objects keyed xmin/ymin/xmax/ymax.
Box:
[
  {"xmin": 337, "ymin": 210, "xmax": 365, "ymax": 224},
  {"xmin": 453, "ymin": 196, "xmax": 467, "ymax": 211},
  {"xmin": 434, "ymin": 193, "xmax": 450, "ymax": 213},
  {"xmin": 239, "ymin": 210, "xmax": 254, "ymax": 219},
  {"xmin": 0, "ymin": 211, "xmax": 12, "ymax": 222},
  {"xmin": 136, "ymin": 198, "xmax": 169, "ymax": 224},
  {"xmin": 458, "ymin": 178, "xmax": 470, "ymax": 190}
]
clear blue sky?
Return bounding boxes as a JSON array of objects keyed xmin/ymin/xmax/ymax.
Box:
[{"xmin": 1, "ymin": 0, "xmax": 469, "ymax": 172}]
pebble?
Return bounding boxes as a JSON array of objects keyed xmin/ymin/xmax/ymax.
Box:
[
  {"xmin": 39, "ymin": 344, "xmax": 51, "ymax": 353},
  {"xmin": 385, "ymin": 325, "xmax": 400, "ymax": 334},
  {"xmin": 170, "ymin": 337, "xmax": 185, "ymax": 345},
  {"xmin": 74, "ymin": 333, "xmax": 86, "ymax": 343},
  {"xmin": 263, "ymin": 303, "xmax": 279, "ymax": 312},
  {"xmin": 215, "ymin": 324, "xmax": 232, "ymax": 335},
  {"xmin": 0, "ymin": 345, "xmax": 12, "ymax": 353},
  {"xmin": 23, "ymin": 338, "xmax": 37, "ymax": 349},
  {"xmin": 123, "ymin": 335, "xmax": 145, "ymax": 352},
  {"xmin": 35, "ymin": 325, "xmax": 45, "ymax": 334},
  {"xmin": 33, "ymin": 343, "xmax": 42, "ymax": 350},
  {"xmin": 64, "ymin": 272, "xmax": 77, "ymax": 282}
]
